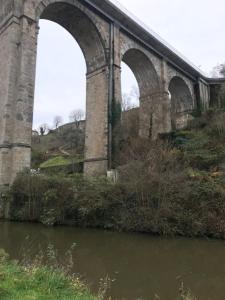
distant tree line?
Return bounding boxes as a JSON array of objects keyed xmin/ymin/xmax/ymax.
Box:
[{"xmin": 38, "ymin": 109, "xmax": 85, "ymax": 136}]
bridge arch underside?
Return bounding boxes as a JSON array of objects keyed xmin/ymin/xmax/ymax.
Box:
[
  {"xmin": 169, "ymin": 76, "xmax": 194, "ymax": 130},
  {"xmin": 39, "ymin": 2, "xmax": 106, "ymax": 73},
  {"xmin": 122, "ymin": 49, "xmax": 162, "ymax": 139},
  {"xmin": 36, "ymin": 2, "xmax": 109, "ymax": 175}
]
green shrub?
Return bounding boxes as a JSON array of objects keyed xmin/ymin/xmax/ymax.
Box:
[
  {"xmin": 9, "ymin": 173, "xmax": 124, "ymax": 229},
  {"xmin": 206, "ymin": 111, "xmax": 225, "ymax": 138}
]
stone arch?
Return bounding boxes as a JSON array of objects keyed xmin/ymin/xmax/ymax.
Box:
[
  {"xmin": 122, "ymin": 48, "xmax": 161, "ymax": 139},
  {"xmin": 169, "ymin": 76, "xmax": 194, "ymax": 130},
  {"xmin": 2, "ymin": 0, "xmax": 111, "ymax": 184},
  {"xmin": 34, "ymin": 1, "xmax": 109, "ymax": 175},
  {"xmin": 122, "ymin": 48, "xmax": 160, "ymax": 98},
  {"xmin": 36, "ymin": 1, "xmax": 107, "ymax": 73}
]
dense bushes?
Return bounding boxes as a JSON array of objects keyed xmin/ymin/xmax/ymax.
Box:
[
  {"xmin": 9, "ymin": 165, "xmax": 225, "ymax": 239},
  {"xmin": 116, "ymin": 131, "xmax": 225, "ymax": 237},
  {"xmin": 8, "ymin": 156, "xmax": 225, "ymax": 238},
  {"xmin": 9, "ymin": 173, "xmax": 124, "ymax": 228},
  {"xmin": 7, "ymin": 111, "xmax": 225, "ymax": 239}
]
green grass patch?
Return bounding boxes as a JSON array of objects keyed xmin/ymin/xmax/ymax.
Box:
[
  {"xmin": 40, "ymin": 156, "xmax": 84, "ymax": 169},
  {"xmin": 0, "ymin": 250, "xmax": 96, "ymax": 300},
  {"xmin": 40, "ymin": 156, "xmax": 72, "ymax": 169}
]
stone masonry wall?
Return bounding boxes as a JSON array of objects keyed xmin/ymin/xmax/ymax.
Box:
[{"xmin": 0, "ymin": 0, "xmax": 211, "ymax": 186}]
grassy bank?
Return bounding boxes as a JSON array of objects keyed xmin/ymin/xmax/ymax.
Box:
[
  {"xmin": 0, "ymin": 249, "xmax": 96, "ymax": 300},
  {"xmin": 0, "ymin": 248, "xmax": 197, "ymax": 300}
]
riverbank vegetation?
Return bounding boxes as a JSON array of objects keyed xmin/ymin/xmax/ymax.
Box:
[
  {"xmin": 0, "ymin": 248, "xmax": 96, "ymax": 300},
  {"xmin": 5, "ymin": 110, "xmax": 225, "ymax": 239},
  {"xmin": 0, "ymin": 247, "xmax": 197, "ymax": 300}
]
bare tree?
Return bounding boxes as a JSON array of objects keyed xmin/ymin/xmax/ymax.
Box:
[
  {"xmin": 220, "ymin": 64, "xmax": 225, "ymax": 77},
  {"xmin": 131, "ymin": 85, "xmax": 140, "ymax": 101},
  {"xmin": 69, "ymin": 109, "xmax": 85, "ymax": 128},
  {"xmin": 122, "ymin": 86, "xmax": 140, "ymax": 111},
  {"xmin": 122, "ymin": 93, "xmax": 132, "ymax": 111},
  {"xmin": 53, "ymin": 115, "xmax": 63, "ymax": 129},
  {"xmin": 211, "ymin": 63, "xmax": 225, "ymax": 78},
  {"xmin": 211, "ymin": 63, "xmax": 225, "ymax": 108},
  {"xmin": 39, "ymin": 123, "xmax": 49, "ymax": 136}
]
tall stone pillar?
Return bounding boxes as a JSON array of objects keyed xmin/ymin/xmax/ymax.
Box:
[
  {"xmin": 0, "ymin": 1, "xmax": 38, "ymax": 186},
  {"xmin": 84, "ymin": 66, "xmax": 109, "ymax": 175},
  {"xmin": 161, "ymin": 60, "xmax": 172, "ymax": 133},
  {"xmin": 109, "ymin": 23, "xmax": 123, "ymax": 168},
  {"xmin": 139, "ymin": 92, "xmax": 169, "ymax": 140},
  {"xmin": 84, "ymin": 23, "xmax": 121, "ymax": 174},
  {"xmin": 0, "ymin": 18, "xmax": 15, "ymax": 186},
  {"xmin": 196, "ymin": 79, "xmax": 210, "ymax": 111},
  {"xmin": 10, "ymin": 16, "xmax": 38, "ymax": 183},
  {"xmin": 139, "ymin": 59, "xmax": 172, "ymax": 140}
]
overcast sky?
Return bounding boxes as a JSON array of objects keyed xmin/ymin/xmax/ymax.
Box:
[{"xmin": 33, "ymin": 0, "xmax": 225, "ymax": 129}]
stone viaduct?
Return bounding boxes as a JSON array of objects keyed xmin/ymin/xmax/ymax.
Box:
[{"xmin": 0, "ymin": 0, "xmax": 223, "ymax": 186}]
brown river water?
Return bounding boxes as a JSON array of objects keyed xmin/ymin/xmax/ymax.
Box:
[{"xmin": 0, "ymin": 221, "xmax": 225, "ymax": 299}]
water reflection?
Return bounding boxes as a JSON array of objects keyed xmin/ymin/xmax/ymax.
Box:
[{"xmin": 0, "ymin": 221, "xmax": 225, "ymax": 299}]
